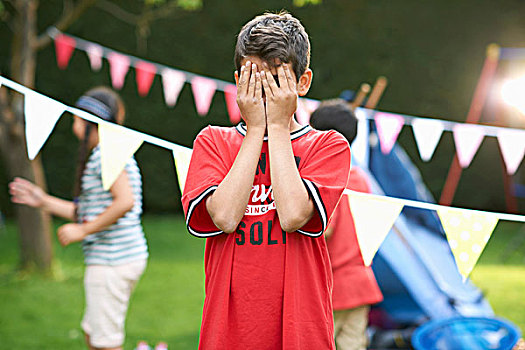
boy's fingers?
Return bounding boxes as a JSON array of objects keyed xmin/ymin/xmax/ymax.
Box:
[
  {"xmin": 262, "ymin": 63, "xmax": 278, "ymax": 94},
  {"xmin": 239, "ymin": 61, "xmax": 251, "ymax": 94},
  {"xmin": 260, "ymin": 70, "xmax": 273, "ymax": 97},
  {"xmin": 284, "ymin": 64, "xmax": 296, "ymax": 92},
  {"xmin": 247, "ymin": 63, "xmax": 257, "ymax": 97},
  {"xmin": 255, "ymin": 72, "xmax": 262, "ymax": 99},
  {"xmin": 277, "ymin": 64, "xmax": 289, "ymax": 91}
]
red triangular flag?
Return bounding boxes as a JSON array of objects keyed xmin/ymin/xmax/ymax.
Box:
[
  {"xmin": 224, "ymin": 84, "xmax": 241, "ymax": 124},
  {"xmin": 107, "ymin": 52, "xmax": 130, "ymax": 90},
  {"xmin": 54, "ymin": 34, "xmax": 76, "ymax": 70},
  {"xmin": 135, "ymin": 61, "xmax": 157, "ymax": 97}
]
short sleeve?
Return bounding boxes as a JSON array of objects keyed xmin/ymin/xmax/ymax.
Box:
[
  {"xmin": 297, "ymin": 132, "xmax": 351, "ymax": 237},
  {"xmin": 182, "ymin": 127, "xmax": 230, "ymax": 237},
  {"xmin": 326, "ymin": 167, "xmax": 370, "ymax": 233}
]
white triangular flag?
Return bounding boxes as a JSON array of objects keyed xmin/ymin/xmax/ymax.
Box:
[
  {"xmin": 162, "ymin": 68, "xmax": 186, "ymax": 107},
  {"xmin": 86, "ymin": 43, "xmax": 103, "ymax": 71},
  {"xmin": 24, "ymin": 91, "xmax": 66, "ymax": 160},
  {"xmin": 172, "ymin": 145, "xmax": 193, "ymax": 193},
  {"xmin": 348, "ymin": 192, "xmax": 404, "ymax": 266},
  {"xmin": 453, "ymin": 124, "xmax": 484, "ymax": 168},
  {"xmin": 437, "ymin": 207, "xmax": 499, "ymax": 280},
  {"xmin": 497, "ymin": 128, "xmax": 525, "ymax": 175},
  {"xmin": 98, "ymin": 123, "xmax": 144, "ymax": 190},
  {"xmin": 411, "ymin": 118, "xmax": 444, "ymax": 162}
]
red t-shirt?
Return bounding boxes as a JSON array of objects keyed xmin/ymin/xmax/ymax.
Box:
[
  {"xmin": 326, "ymin": 167, "xmax": 383, "ymax": 310},
  {"xmin": 182, "ymin": 123, "xmax": 351, "ymax": 350}
]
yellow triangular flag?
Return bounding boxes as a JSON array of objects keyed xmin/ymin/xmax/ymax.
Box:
[
  {"xmin": 98, "ymin": 122, "xmax": 144, "ymax": 190},
  {"xmin": 348, "ymin": 192, "xmax": 404, "ymax": 266},
  {"xmin": 172, "ymin": 145, "xmax": 193, "ymax": 193},
  {"xmin": 437, "ymin": 207, "xmax": 499, "ymax": 280}
]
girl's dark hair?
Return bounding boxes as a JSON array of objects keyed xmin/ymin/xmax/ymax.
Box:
[{"xmin": 73, "ymin": 87, "xmax": 125, "ymax": 207}]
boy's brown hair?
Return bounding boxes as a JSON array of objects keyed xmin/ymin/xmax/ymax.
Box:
[{"xmin": 234, "ymin": 11, "xmax": 311, "ymax": 81}]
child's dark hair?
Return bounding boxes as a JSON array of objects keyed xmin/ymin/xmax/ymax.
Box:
[
  {"xmin": 73, "ymin": 86, "xmax": 125, "ymax": 201},
  {"xmin": 309, "ymin": 99, "xmax": 358, "ymax": 144},
  {"xmin": 234, "ymin": 11, "xmax": 310, "ymax": 81}
]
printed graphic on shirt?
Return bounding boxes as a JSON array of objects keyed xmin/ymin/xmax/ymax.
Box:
[
  {"xmin": 235, "ymin": 219, "xmax": 287, "ymax": 246},
  {"xmin": 246, "ymin": 153, "xmax": 301, "ymax": 216}
]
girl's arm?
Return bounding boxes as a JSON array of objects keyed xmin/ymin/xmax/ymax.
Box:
[
  {"xmin": 9, "ymin": 177, "xmax": 76, "ymax": 220},
  {"xmin": 57, "ymin": 170, "xmax": 134, "ymax": 246}
]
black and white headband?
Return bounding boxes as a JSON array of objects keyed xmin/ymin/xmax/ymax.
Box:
[{"xmin": 75, "ymin": 95, "xmax": 113, "ymax": 121}]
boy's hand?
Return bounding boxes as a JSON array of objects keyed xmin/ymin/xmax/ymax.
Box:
[
  {"xmin": 57, "ymin": 223, "xmax": 88, "ymax": 246},
  {"xmin": 237, "ymin": 61, "xmax": 265, "ymax": 129},
  {"xmin": 8, "ymin": 177, "xmax": 46, "ymax": 208},
  {"xmin": 261, "ymin": 62, "xmax": 297, "ymax": 128}
]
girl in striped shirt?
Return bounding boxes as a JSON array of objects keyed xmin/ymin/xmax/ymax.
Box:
[{"xmin": 9, "ymin": 87, "xmax": 148, "ymax": 350}]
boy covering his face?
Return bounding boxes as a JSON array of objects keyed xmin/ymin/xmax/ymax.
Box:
[{"xmin": 182, "ymin": 12, "xmax": 351, "ymax": 349}]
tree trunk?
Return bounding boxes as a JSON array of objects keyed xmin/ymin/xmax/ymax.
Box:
[{"xmin": 0, "ymin": 0, "xmax": 54, "ymax": 272}]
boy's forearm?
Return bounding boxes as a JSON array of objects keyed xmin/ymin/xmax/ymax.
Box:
[
  {"xmin": 42, "ymin": 195, "xmax": 76, "ymax": 221},
  {"xmin": 267, "ymin": 124, "xmax": 314, "ymax": 232},
  {"xmin": 206, "ymin": 126, "xmax": 265, "ymax": 233}
]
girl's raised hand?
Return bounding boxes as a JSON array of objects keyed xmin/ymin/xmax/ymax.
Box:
[{"xmin": 8, "ymin": 177, "xmax": 46, "ymax": 208}]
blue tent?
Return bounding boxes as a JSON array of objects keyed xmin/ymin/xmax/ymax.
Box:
[{"xmin": 352, "ymin": 116, "xmax": 493, "ymax": 327}]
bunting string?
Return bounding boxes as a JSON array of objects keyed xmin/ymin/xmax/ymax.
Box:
[
  {"xmin": 50, "ymin": 25, "xmax": 525, "ymax": 137},
  {"xmin": 354, "ymin": 107, "xmax": 522, "ymax": 138},
  {"xmin": 1, "ymin": 75, "xmax": 525, "ymax": 279},
  {"xmin": 343, "ymin": 189, "xmax": 525, "ymax": 223},
  {"xmin": 48, "ymin": 27, "xmax": 233, "ymax": 92},
  {"xmin": 2, "ymin": 73, "xmax": 525, "ymax": 223},
  {"xmin": 0, "ymin": 76, "xmax": 183, "ymax": 152},
  {"xmin": 50, "ymin": 28, "xmax": 525, "ymax": 171}
]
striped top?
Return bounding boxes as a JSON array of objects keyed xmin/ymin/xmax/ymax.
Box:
[{"xmin": 77, "ymin": 146, "xmax": 148, "ymax": 266}]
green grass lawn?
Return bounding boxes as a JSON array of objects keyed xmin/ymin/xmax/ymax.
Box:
[
  {"xmin": 470, "ymin": 221, "xmax": 525, "ymax": 333},
  {"xmin": 0, "ymin": 215, "xmax": 204, "ymax": 350},
  {"xmin": 0, "ymin": 216, "xmax": 523, "ymax": 349}
]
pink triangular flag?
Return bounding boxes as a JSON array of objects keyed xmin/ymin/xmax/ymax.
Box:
[
  {"xmin": 453, "ymin": 124, "xmax": 485, "ymax": 168},
  {"xmin": 297, "ymin": 98, "xmax": 320, "ymax": 125},
  {"xmin": 86, "ymin": 43, "xmax": 103, "ymax": 71},
  {"xmin": 191, "ymin": 76, "xmax": 217, "ymax": 116},
  {"xmin": 135, "ymin": 61, "xmax": 157, "ymax": 97},
  {"xmin": 107, "ymin": 52, "xmax": 130, "ymax": 90},
  {"xmin": 161, "ymin": 69, "xmax": 186, "ymax": 107},
  {"xmin": 497, "ymin": 128, "xmax": 525, "ymax": 175},
  {"xmin": 296, "ymin": 99, "xmax": 309, "ymax": 125},
  {"xmin": 54, "ymin": 34, "xmax": 76, "ymax": 70},
  {"xmin": 375, "ymin": 112, "xmax": 405, "ymax": 154},
  {"xmin": 224, "ymin": 84, "xmax": 241, "ymax": 124},
  {"xmin": 305, "ymin": 99, "xmax": 320, "ymax": 113}
]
